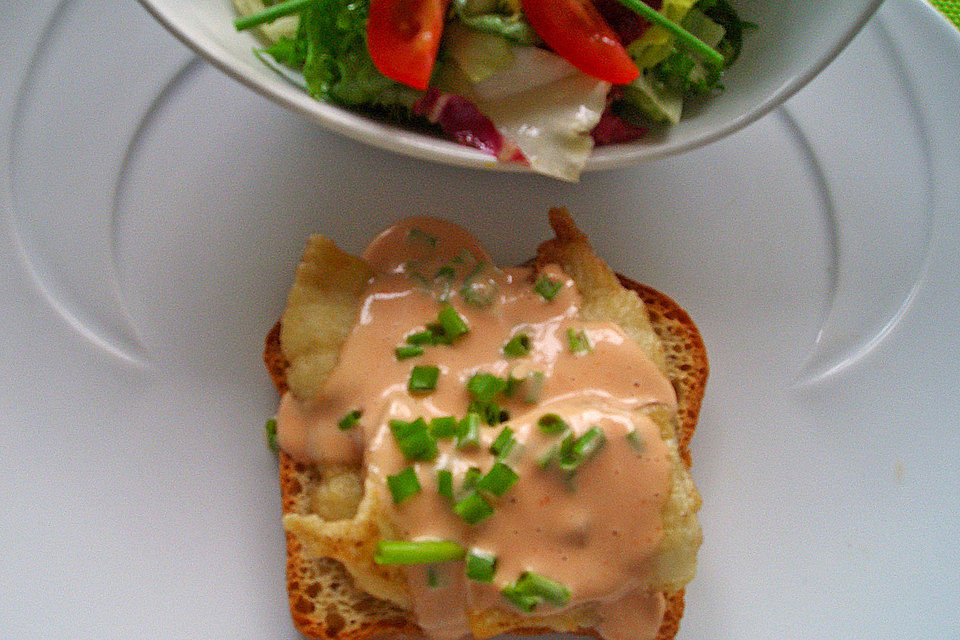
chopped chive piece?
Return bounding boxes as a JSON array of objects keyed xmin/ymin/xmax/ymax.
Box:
[
  {"xmin": 454, "ymin": 491, "xmax": 493, "ymax": 524},
  {"xmin": 534, "ymin": 275, "xmax": 562, "ymax": 301},
  {"xmin": 387, "ymin": 467, "xmax": 422, "ymax": 504},
  {"xmin": 524, "ymin": 371, "xmax": 545, "ymax": 404},
  {"xmin": 374, "ymin": 540, "xmax": 465, "ymax": 565},
  {"xmin": 466, "ymin": 549, "xmax": 497, "ymax": 582},
  {"xmin": 572, "ymin": 426, "xmax": 605, "ymax": 461},
  {"xmin": 461, "ymin": 279, "xmax": 497, "ymax": 307},
  {"xmin": 437, "ymin": 304, "xmax": 469, "ymax": 341},
  {"xmin": 462, "ymin": 467, "xmax": 483, "ymax": 492},
  {"xmin": 406, "ymin": 330, "xmax": 436, "ymax": 345},
  {"xmin": 467, "ymin": 372, "xmax": 510, "ymax": 425},
  {"xmin": 429, "ymin": 416, "xmax": 459, "ymax": 439},
  {"xmin": 395, "ymin": 344, "xmax": 424, "ymax": 360},
  {"xmin": 470, "ymin": 400, "xmax": 509, "ymax": 426},
  {"xmin": 503, "ymin": 333, "xmax": 531, "ymax": 358},
  {"xmin": 456, "ymin": 412, "xmax": 481, "ymax": 449},
  {"xmin": 477, "ymin": 462, "xmax": 519, "ymax": 496},
  {"xmin": 408, "ymin": 365, "xmax": 440, "ymax": 393},
  {"xmin": 389, "ymin": 418, "xmax": 438, "ymax": 461},
  {"xmin": 552, "ymin": 427, "xmax": 606, "ymax": 473},
  {"xmin": 436, "ymin": 469, "xmax": 454, "ymax": 500},
  {"xmin": 566, "ymin": 328, "xmax": 591, "ymax": 354},
  {"xmin": 502, "ymin": 583, "xmax": 540, "ymax": 612},
  {"xmin": 234, "ymin": 0, "xmax": 315, "ymax": 31},
  {"xmin": 626, "ymin": 430, "xmax": 646, "ymax": 453},
  {"xmin": 337, "ymin": 409, "xmax": 362, "ymax": 431},
  {"xmin": 427, "ymin": 565, "xmax": 440, "ymax": 587},
  {"xmin": 515, "ymin": 571, "xmax": 571, "ymax": 605},
  {"xmin": 456, "ymin": 413, "xmax": 481, "ymax": 449},
  {"xmin": 490, "ymin": 427, "xmax": 516, "ymax": 459},
  {"xmin": 467, "ymin": 372, "xmax": 507, "ymax": 403},
  {"xmin": 503, "ymin": 374, "xmax": 521, "ymax": 398},
  {"xmin": 425, "ymin": 322, "xmax": 452, "ymax": 345},
  {"xmin": 264, "ymin": 418, "xmax": 279, "ymax": 453},
  {"xmin": 537, "ymin": 442, "xmax": 560, "ymax": 468},
  {"xmin": 556, "ymin": 433, "xmax": 578, "ymax": 471},
  {"xmin": 536, "ymin": 413, "xmax": 568, "ymax": 435}
]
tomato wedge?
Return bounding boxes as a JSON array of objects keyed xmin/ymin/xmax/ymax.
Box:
[
  {"xmin": 520, "ymin": 0, "xmax": 640, "ymax": 85},
  {"xmin": 367, "ymin": 0, "xmax": 451, "ymax": 91}
]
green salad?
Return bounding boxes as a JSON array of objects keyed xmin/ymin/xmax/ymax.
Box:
[{"xmin": 233, "ymin": 0, "xmax": 755, "ymax": 180}]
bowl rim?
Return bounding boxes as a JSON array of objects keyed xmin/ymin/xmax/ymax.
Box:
[{"xmin": 136, "ymin": 0, "xmax": 885, "ymax": 172}]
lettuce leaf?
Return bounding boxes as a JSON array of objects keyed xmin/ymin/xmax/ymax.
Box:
[
  {"xmin": 251, "ymin": 0, "xmax": 419, "ymax": 110},
  {"xmin": 450, "ymin": 0, "xmax": 541, "ymax": 44},
  {"xmin": 452, "ymin": 45, "xmax": 611, "ymax": 181}
]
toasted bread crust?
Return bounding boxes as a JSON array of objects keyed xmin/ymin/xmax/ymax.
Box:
[{"xmin": 263, "ymin": 268, "xmax": 707, "ymax": 640}]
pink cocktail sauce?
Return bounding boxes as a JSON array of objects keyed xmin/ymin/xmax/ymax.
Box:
[{"xmin": 277, "ymin": 218, "xmax": 677, "ymax": 640}]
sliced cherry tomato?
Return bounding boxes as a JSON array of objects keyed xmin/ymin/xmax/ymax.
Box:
[
  {"xmin": 520, "ymin": 0, "xmax": 640, "ymax": 85},
  {"xmin": 367, "ymin": 0, "xmax": 451, "ymax": 91}
]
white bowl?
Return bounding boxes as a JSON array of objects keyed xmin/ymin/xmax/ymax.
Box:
[{"xmin": 137, "ymin": 0, "xmax": 883, "ymax": 171}]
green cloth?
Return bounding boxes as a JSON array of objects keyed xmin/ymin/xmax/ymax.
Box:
[{"xmin": 931, "ymin": 0, "xmax": 960, "ymax": 28}]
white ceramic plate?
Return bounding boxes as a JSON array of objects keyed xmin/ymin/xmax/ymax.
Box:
[
  {"xmin": 136, "ymin": 0, "xmax": 884, "ymax": 171},
  {"xmin": 1, "ymin": 0, "xmax": 958, "ymax": 638}
]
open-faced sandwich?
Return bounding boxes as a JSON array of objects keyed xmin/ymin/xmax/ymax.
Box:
[{"xmin": 263, "ymin": 207, "xmax": 708, "ymax": 640}]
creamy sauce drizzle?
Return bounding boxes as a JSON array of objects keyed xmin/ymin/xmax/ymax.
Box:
[{"xmin": 277, "ymin": 217, "xmax": 678, "ymax": 640}]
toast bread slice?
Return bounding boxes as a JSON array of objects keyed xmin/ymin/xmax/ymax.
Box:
[{"xmin": 263, "ymin": 213, "xmax": 708, "ymax": 640}]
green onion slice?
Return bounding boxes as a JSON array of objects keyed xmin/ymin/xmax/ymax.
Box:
[
  {"xmin": 489, "ymin": 426, "xmax": 516, "ymax": 459},
  {"xmin": 557, "ymin": 427, "xmax": 606, "ymax": 472},
  {"xmin": 466, "ymin": 549, "xmax": 497, "ymax": 582},
  {"xmin": 536, "ymin": 413, "xmax": 568, "ymax": 435},
  {"xmin": 534, "ymin": 275, "xmax": 562, "ymax": 301},
  {"xmin": 537, "ymin": 442, "xmax": 560, "ymax": 469},
  {"xmin": 467, "ymin": 372, "xmax": 507, "ymax": 403},
  {"xmin": 566, "ymin": 328, "xmax": 591, "ymax": 354},
  {"xmin": 456, "ymin": 413, "xmax": 481, "ymax": 450},
  {"xmin": 453, "ymin": 491, "xmax": 493, "ymax": 524},
  {"xmin": 337, "ymin": 409, "xmax": 362, "ymax": 431},
  {"xmin": 386, "ymin": 467, "xmax": 422, "ymax": 504},
  {"xmin": 501, "ymin": 583, "xmax": 540, "ymax": 612},
  {"xmin": 374, "ymin": 540, "xmax": 466, "ymax": 565},
  {"xmin": 426, "ymin": 322, "xmax": 452, "ymax": 345},
  {"xmin": 502, "ymin": 333, "xmax": 531, "ymax": 358},
  {"xmin": 264, "ymin": 418, "xmax": 279, "ymax": 453},
  {"xmin": 395, "ymin": 344, "xmax": 424, "ymax": 360},
  {"xmin": 408, "ymin": 365, "xmax": 440, "ymax": 393},
  {"xmin": 524, "ymin": 371, "xmax": 545, "ymax": 404},
  {"xmin": 429, "ymin": 416, "xmax": 459, "ymax": 439},
  {"xmin": 436, "ymin": 469, "xmax": 454, "ymax": 500},
  {"xmin": 626, "ymin": 429, "xmax": 646, "ymax": 453},
  {"xmin": 437, "ymin": 304, "xmax": 469, "ymax": 341},
  {"xmin": 405, "ymin": 330, "xmax": 436, "ymax": 345},
  {"xmin": 389, "ymin": 418, "xmax": 438, "ymax": 461},
  {"xmin": 503, "ymin": 374, "xmax": 521, "ymax": 398},
  {"xmin": 462, "ymin": 467, "xmax": 483, "ymax": 492},
  {"xmin": 477, "ymin": 461, "xmax": 519, "ymax": 497},
  {"xmin": 515, "ymin": 571, "xmax": 571, "ymax": 605},
  {"xmin": 572, "ymin": 426, "xmax": 605, "ymax": 461},
  {"xmin": 470, "ymin": 400, "xmax": 509, "ymax": 426}
]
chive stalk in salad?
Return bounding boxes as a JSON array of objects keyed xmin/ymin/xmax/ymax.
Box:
[{"xmin": 232, "ymin": 0, "xmax": 754, "ymax": 180}]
